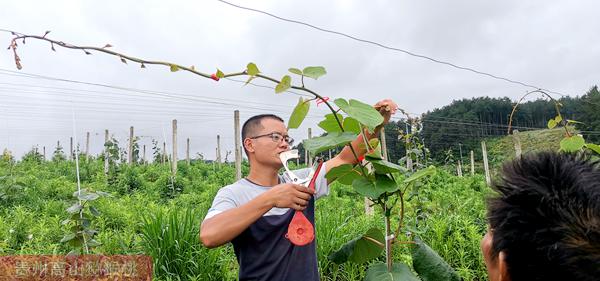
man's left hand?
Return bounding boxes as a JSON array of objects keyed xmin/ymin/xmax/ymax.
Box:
[{"xmin": 374, "ymin": 99, "xmax": 398, "ymax": 125}]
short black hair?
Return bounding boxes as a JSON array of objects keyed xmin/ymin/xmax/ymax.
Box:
[
  {"xmin": 487, "ymin": 151, "xmax": 600, "ymax": 281},
  {"xmin": 241, "ymin": 114, "xmax": 284, "ymax": 156}
]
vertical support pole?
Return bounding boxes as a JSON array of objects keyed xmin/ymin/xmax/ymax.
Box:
[
  {"xmin": 457, "ymin": 160, "xmax": 463, "ymax": 177},
  {"xmin": 85, "ymin": 132, "xmax": 90, "ymax": 161},
  {"xmin": 129, "ymin": 126, "xmax": 134, "ymax": 165},
  {"xmin": 104, "ymin": 130, "xmax": 109, "ymax": 175},
  {"xmin": 513, "ymin": 129, "xmax": 522, "ymax": 158},
  {"xmin": 482, "ymin": 141, "xmax": 491, "ymax": 186},
  {"xmin": 43, "ymin": 146, "xmax": 46, "ymax": 161},
  {"xmin": 70, "ymin": 137, "xmax": 73, "ymax": 160},
  {"xmin": 143, "ymin": 145, "xmax": 146, "ymax": 164},
  {"xmin": 405, "ymin": 121, "xmax": 413, "ymax": 171},
  {"xmin": 234, "ymin": 110, "xmax": 242, "ymax": 181},
  {"xmin": 307, "ymin": 128, "xmax": 312, "ymax": 167},
  {"xmin": 186, "ymin": 138, "xmax": 190, "ymax": 165},
  {"xmin": 162, "ymin": 142, "xmax": 166, "ymax": 164},
  {"xmin": 172, "ymin": 119, "xmax": 177, "ymax": 176},
  {"xmin": 380, "ymin": 127, "xmax": 388, "ymax": 160},
  {"xmin": 216, "ymin": 135, "xmax": 222, "ymax": 167},
  {"xmin": 470, "ymin": 150, "xmax": 475, "ymax": 176}
]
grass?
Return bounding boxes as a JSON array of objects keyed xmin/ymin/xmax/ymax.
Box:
[{"xmin": 0, "ymin": 157, "xmax": 491, "ymax": 280}]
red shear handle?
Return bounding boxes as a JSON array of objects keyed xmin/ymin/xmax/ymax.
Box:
[{"xmin": 287, "ymin": 160, "xmax": 324, "ymax": 246}]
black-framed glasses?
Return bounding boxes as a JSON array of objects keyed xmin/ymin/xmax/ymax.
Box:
[{"xmin": 249, "ymin": 132, "xmax": 294, "ymax": 146}]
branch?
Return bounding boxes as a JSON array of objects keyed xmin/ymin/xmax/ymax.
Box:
[{"xmin": 507, "ymin": 89, "xmax": 570, "ymax": 137}]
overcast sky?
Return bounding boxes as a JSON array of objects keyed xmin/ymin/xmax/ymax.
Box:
[{"xmin": 1, "ymin": 0, "xmax": 599, "ymax": 160}]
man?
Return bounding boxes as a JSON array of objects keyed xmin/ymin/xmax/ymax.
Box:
[
  {"xmin": 200, "ymin": 99, "xmax": 397, "ymax": 281},
  {"xmin": 481, "ymin": 151, "xmax": 600, "ymax": 281}
]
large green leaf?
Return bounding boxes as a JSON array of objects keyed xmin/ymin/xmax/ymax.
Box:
[
  {"xmin": 560, "ymin": 135, "xmax": 585, "ymax": 152},
  {"xmin": 375, "ymin": 174, "xmax": 399, "ymax": 194},
  {"xmin": 275, "ymin": 75, "xmax": 292, "ymax": 94},
  {"xmin": 302, "ymin": 66, "xmax": 327, "ymax": 79},
  {"xmin": 288, "ymin": 97, "xmax": 310, "ymax": 129},
  {"xmin": 343, "ymin": 117, "xmax": 362, "ymax": 134},
  {"xmin": 328, "ymin": 228, "xmax": 384, "ymax": 264},
  {"xmin": 370, "ymin": 159, "xmax": 403, "ymax": 174},
  {"xmin": 365, "ymin": 263, "xmax": 420, "ymax": 281},
  {"xmin": 404, "ymin": 165, "xmax": 436, "ymax": 184},
  {"xmin": 304, "ymin": 132, "xmax": 357, "ymax": 155},
  {"xmin": 326, "ymin": 164, "xmax": 362, "ymax": 185},
  {"xmin": 318, "ymin": 113, "xmax": 344, "ymax": 133},
  {"xmin": 334, "ymin": 99, "xmax": 384, "ymax": 132},
  {"xmin": 586, "ymin": 143, "xmax": 600, "ymax": 155},
  {"xmin": 352, "ymin": 178, "xmax": 384, "ymax": 199},
  {"xmin": 66, "ymin": 203, "xmax": 83, "ymax": 214},
  {"xmin": 412, "ymin": 238, "xmax": 461, "ymax": 281}
]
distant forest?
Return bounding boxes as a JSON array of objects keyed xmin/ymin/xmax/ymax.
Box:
[{"xmin": 295, "ymin": 85, "xmax": 600, "ymax": 164}]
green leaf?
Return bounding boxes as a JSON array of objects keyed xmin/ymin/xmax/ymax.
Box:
[
  {"xmin": 404, "ymin": 165, "xmax": 436, "ymax": 184},
  {"xmin": 365, "ymin": 139, "xmax": 382, "ymax": 160},
  {"xmin": 246, "ymin": 62, "xmax": 259, "ymax": 76},
  {"xmin": 302, "ymin": 66, "xmax": 327, "ymax": 79},
  {"xmin": 89, "ymin": 206, "xmax": 100, "ymax": 216},
  {"xmin": 560, "ymin": 135, "xmax": 585, "ymax": 152},
  {"xmin": 343, "ymin": 117, "xmax": 361, "ymax": 134},
  {"xmin": 370, "ymin": 159, "xmax": 404, "ymax": 174},
  {"xmin": 352, "ymin": 178, "xmax": 384, "ymax": 199},
  {"xmin": 329, "ymin": 228, "xmax": 384, "ymax": 264},
  {"xmin": 304, "ymin": 132, "xmax": 357, "ymax": 155},
  {"xmin": 554, "ymin": 115, "xmax": 563, "ymax": 124},
  {"xmin": 169, "ymin": 64, "xmax": 179, "ymax": 72},
  {"xmin": 586, "ymin": 143, "xmax": 600, "ymax": 155},
  {"xmin": 275, "ymin": 75, "xmax": 292, "ymax": 94},
  {"xmin": 60, "ymin": 233, "xmax": 76, "ymax": 243},
  {"xmin": 547, "ymin": 119, "xmax": 557, "ymax": 129},
  {"xmin": 334, "ymin": 99, "xmax": 384, "ymax": 132},
  {"xmin": 326, "ymin": 164, "xmax": 362, "ymax": 185},
  {"xmin": 288, "ymin": 97, "xmax": 310, "ymax": 129},
  {"xmin": 216, "ymin": 69, "xmax": 225, "ymax": 78},
  {"xmin": 375, "ymin": 174, "xmax": 399, "ymax": 194},
  {"xmin": 318, "ymin": 113, "xmax": 344, "ymax": 133},
  {"xmin": 66, "ymin": 203, "xmax": 83, "ymax": 214},
  {"xmin": 365, "ymin": 263, "xmax": 420, "ymax": 281},
  {"xmin": 288, "ymin": 68, "xmax": 303, "ymax": 75},
  {"xmin": 566, "ymin": 119, "xmax": 584, "ymax": 125},
  {"xmin": 412, "ymin": 238, "xmax": 461, "ymax": 281},
  {"xmin": 86, "ymin": 239, "xmax": 102, "ymax": 247},
  {"xmin": 78, "ymin": 192, "xmax": 99, "ymax": 201}
]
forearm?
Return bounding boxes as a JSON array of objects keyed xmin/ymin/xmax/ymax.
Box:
[{"xmin": 200, "ymin": 192, "xmax": 274, "ymax": 248}]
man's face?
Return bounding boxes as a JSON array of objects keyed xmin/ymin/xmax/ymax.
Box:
[{"xmin": 247, "ymin": 118, "xmax": 291, "ymax": 167}]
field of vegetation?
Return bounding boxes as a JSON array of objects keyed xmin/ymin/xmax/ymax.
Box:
[{"xmin": 0, "ymin": 147, "xmax": 492, "ymax": 281}]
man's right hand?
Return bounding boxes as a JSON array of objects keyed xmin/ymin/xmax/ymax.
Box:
[{"xmin": 268, "ymin": 183, "xmax": 315, "ymax": 211}]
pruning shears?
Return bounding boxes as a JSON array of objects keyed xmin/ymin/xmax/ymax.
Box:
[{"xmin": 279, "ymin": 149, "xmax": 324, "ymax": 246}]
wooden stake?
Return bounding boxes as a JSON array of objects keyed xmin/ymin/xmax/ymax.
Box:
[
  {"xmin": 43, "ymin": 146, "xmax": 46, "ymax": 161},
  {"xmin": 70, "ymin": 137, "xmax": 73, "ymax": 160},
  {"xmin": 128, "ymin": 126, "xmax": 134, "ymax": 165},
  {"xmin": 307, "ymin": 128, "xmax": 312, "ymax": 167},
  {"xmin": 481, "ymin": 141, "xmax": 491, "ymax": 186},
  {"xmin": 457, "ymin": 160, "xmax": 463, "ymax": 177},
  {"xmin": 234, "ymin": 110, "xmax": 242, "ymax": 181},
  {"xmin": 380, "ymin": 127, "xmax": 388, "ymax": 160},
  {"xmin": 143, "ymin": 145, "xmax": 146, "ymax": 164},
  {"xmin": 216, "ymin": 135, "xmax": 221, "ymax": 167},
  {"xmin": 186, "ymin": 138, "xmax": 190, "ymax": 165},
  {"xmin": 162, "ymin": 142, "xmax": 166, "ymax": 164},
  {"xmin": 470, "ymin": 150, "xmax": 475, "ymax": 175},
  {"xmin": 513, "ymin": 129, "xmax": 522, "ymax": 158},
  {"xmin": 172, "ymin": 119, "xmax": 177, "ymax": 176},
  {"xmin": 85, "ymin": 131, "xmax": 90, "ymax": 161},
  {"xmin": 104, "ymin": 130, "xmax": 109, "ymax": 175}
]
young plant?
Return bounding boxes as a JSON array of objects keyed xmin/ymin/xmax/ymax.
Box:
[{"xmin": 60, "ymin": 188, "xmax": 110, "ymax": 255}]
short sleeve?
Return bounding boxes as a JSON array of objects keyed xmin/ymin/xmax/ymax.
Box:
[
  {"xmin": 204, "ymin": 186, "xmax": 237, "ymax": 221},
  {"xmin": 313, "ymin": 162, "xmax": 329, "ymax": 200}
]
